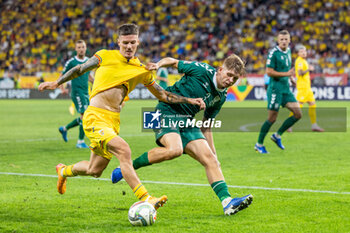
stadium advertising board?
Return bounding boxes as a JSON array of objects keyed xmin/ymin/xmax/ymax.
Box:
[
  {"xmin": 1, "ymin": 85, "xmax": 350, "ymax": 100},
  {"xmin": 229, "ymin": 86, "xmax": 350, "ymax": 101},
  {"xmin": 0, "ymin": 89, "xmax": 70, "ymax": 99},
  {"xmin": 0, "ymin": 85, "xmax": 155, "ymax": 100},
  {"xmin": 246, "ymin": 73, "xmax": 348, "ymax": 86}
]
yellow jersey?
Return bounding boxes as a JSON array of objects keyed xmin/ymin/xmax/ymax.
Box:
[
  {"xmin": 90, "ymin": 49, "xmax": 155, "ymax": 100},
  {"xmin": 295, "ymin": 56, "xmax": 311, "ymax": 90}
]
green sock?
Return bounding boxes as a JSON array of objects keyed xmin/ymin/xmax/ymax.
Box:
[
  {"xmin": 211, "ymin": 180, "xmax": 231, "ymax": 201},
  {"xmin": 133, "ymin": 152, "xmax": 151, "ymax": 170},
  {"xmin": 258, "ymin": 120, "xmax": 273, "ymax": 144},
  {"xmin": 277, "ymin": 116, "xmax": 300, "ymax": 136},
  {"xmin": 79, "ymin": 124, "xmax": 85, "ymax": 140},
  {"xmin": 66, "ymin": 117, "xmax": 80, "ymax": 130}
]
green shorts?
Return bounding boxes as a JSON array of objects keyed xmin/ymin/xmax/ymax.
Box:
[
  {"xmin": 154, "ymin": 104, "xmax": 205, "ymax": 149},
  {"xmin": 266, "ymin": 88, "xmax": 297, "ymax": 111},
  {"xmin": 71, "ymin": 92, "xmax": 89, "ymax": 114}
]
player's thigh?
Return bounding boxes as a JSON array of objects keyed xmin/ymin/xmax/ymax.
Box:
[
  {"xmin": 107, "ymin": 136, "xmax": 132, "ymax": 163},
  {"xmin": 285, "ymin": 101, "xmax": 302, "ymax": 117},
  {"xmin": 158, "ymin": 132, "xmax": 183, "ymax": 152},
  {"xmin": 83, "ymin": 106, "xmax": 121, "ymax": 160},
  {"xmin": 184, "ymin": 139, "xmax": 216, "ymax": 165}
]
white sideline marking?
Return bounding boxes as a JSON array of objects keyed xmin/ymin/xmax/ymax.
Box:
[
  {"xmin": 1, "ymin": 172, "xmax": 349, "ymax": 195},
  {"xmin": 3, "ymin": 134, "xmax": 152, "ymax": 143},
  {"xmin": 239, "ymin": 122, "xmax": 261, "ymax": 132}
]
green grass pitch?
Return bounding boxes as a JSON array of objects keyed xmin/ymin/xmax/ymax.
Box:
[{"xmin": 0, "ymin": 99, "xmax": 350, "ymax": 232}]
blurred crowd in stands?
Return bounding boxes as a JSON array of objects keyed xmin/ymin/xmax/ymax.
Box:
[{"xmin": 0, "ymin": 0, "xmax": 349, "ymax": 80}]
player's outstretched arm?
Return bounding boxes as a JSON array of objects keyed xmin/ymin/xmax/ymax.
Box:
[
  {"xmin": 147, "ymin": 82, "xmax": 205, "ymax": 110},
  {"xmin": 38, "ymin": 56, "xmax": 99, "ymax": 91},
  {"xmin": 146, "ymin": 57, "xmax": 179, "ymax": 71}
]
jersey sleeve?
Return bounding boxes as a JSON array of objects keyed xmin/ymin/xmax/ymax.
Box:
[
  {"xmin": 142, "ymin": 72, "xmax": 156, "ymax": 87},
  {"xmin": 204, "ymin": 100, "xmax": 225, "ymax": 119},
  {"xmin": 62, "ymin": 59, "xmax": 73, "ymax": 75},
  {"xmin": 266, "ymin": 50, "xmax": 276, "ymax": 69},
  {"xmin": 94, "ymin": 49, "xmax": 108, "ymax": 66},
  {"xmin": 177, "ymin": 60, "xmax": 215, "ymax": 77}
]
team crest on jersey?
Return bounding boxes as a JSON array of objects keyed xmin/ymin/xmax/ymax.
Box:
[
  {"xmin": 98, "ymin": 129, "xmax": 104, "ymax": 136},
  {"xmin": 202, "ymin": 82, "xmax": 209, "ymax": 89}
]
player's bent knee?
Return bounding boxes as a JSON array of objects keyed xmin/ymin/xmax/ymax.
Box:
[
  {"xmin": 294, "ymin": 111, "xmax": 302, "ymax": 119},
  {"xmin": 166, "ymin": 147, "xmax": 183, "ymax": 160},
  {"xmin": 87, "ymin": 168, "xmax": 103, "ymax": 178},
  {"xmin": 267, "ymin": 118, "xmax": 276, "ymax": 124}
]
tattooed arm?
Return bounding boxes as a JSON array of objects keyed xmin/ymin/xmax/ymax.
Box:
[
  {"xmin": 147, "ymin": 82, "xmax": 206, "ymax": 110},
  {"xmin": 38, "ymin": 56, "xmax": 99, "ymax": 91}
]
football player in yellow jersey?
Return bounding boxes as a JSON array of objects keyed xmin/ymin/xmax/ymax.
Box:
[
  {"xmin": 291, "ymin": 45, "xmax": 324, "ymax": 132},
  {"xmin": 39, "ymin": 24, "xmax": 205, "ymax": 210}
]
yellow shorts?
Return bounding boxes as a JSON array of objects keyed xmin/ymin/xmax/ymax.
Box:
[
  {"xmin": 83, "ymin": 106, "xmax": 120, "ymax": 160},
  {"xmin": 296, "ymin": 88, "xmax": 315, "ymax": 103}
]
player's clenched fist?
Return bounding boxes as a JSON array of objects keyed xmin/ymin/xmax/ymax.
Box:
[
  {"xmin": 38, "ymin": 81, "xmax": 59, "ymax": 91},
  {"xmin": 146, "ymin": 63, "xmax": 158, "ymax": 71},
  {"xmin": 188, "ymin": 98, "xmax": 206, "ymax": 110}
]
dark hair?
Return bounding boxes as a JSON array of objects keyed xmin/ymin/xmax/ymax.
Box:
[
  {"xmin": 278, "ymin": 30, "xmax": 290, "ymax": 36},
  {"xmin": 223, "ymin": 54, "xmax": 246, "ymax": 76},
  {"xmin": 75, "ymin": 40, "xmax": 85, "ymax": 44},
  {"xmin": 117, "ymin": 24, "xmax": 139, "ymax": 36}
]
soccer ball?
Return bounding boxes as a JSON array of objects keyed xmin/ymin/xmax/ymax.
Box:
[{"xmin": 128, "ymin": 201, "xmax": 157, "ymax": 226}]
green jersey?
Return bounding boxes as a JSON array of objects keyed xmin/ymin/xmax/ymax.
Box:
[
  {"xmin": 62, "ymin": 56, "xmax": 90, "ymax": 94},
  {"xmin": 158, "ymin": 60, "xmax": 227, "ymax": 118},
  {"xmin": 157, "ymin": 67, "xmax": 168, "ymax": 89},
  {"xmin": 266, "ymin": 46, "xmax": 292, "ymax": 93}
]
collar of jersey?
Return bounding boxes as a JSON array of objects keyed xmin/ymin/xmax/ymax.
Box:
[
  {"xmin": 213, "ymin": 72, "xmax": 226, "ymax": 92},
  {"xmin": 276, "ymin": 46, "xmax": 289, "ymax": 54},
  {"xmin": 75, "ymin": 56, "xmax": 88, "ymax": 62},
  {"xmin": 116, "ymin": 50, "xmax": 137, "ymax": 63}
]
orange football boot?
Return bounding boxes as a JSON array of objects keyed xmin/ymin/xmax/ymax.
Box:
[{"xmin": 56, "ymin": 163, "xmax": 67, "ymax": 194}]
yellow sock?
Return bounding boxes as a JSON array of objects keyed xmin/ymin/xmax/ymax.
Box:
[
  {"xmin": 133, "ymin": 183, "xmax": 150, "ymax": 201},
  {"xmin": 309, "ymin": 104, "xmax": 317, "ymax": 124},
  {"xmin": 62, "ymin": 164, "xmax": 76, "ymax": 177}
]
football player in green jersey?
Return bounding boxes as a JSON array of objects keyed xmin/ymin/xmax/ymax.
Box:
[
  {"xmin": 58, "ymin": 40, "xmax": 94, "ymax": 148},
  {"xmin": 255, "ymin": 30, "xmax": 302, "ymax": 154},
  {"xmin": 156, "ymin": 67, "xmax": 169, "ymax": 89},
  {"xmin": 112, "ymin": 54, "xmax": 253, "ymax": 216}
]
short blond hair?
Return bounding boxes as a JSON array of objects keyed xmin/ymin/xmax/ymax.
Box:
[
  {"xmin": 223, "ymin": 54, "xmax": 246, "ymax": 76},
  {"xmin": 296, "ymin": 44, "xmax": 306, "ymax": 52}
]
